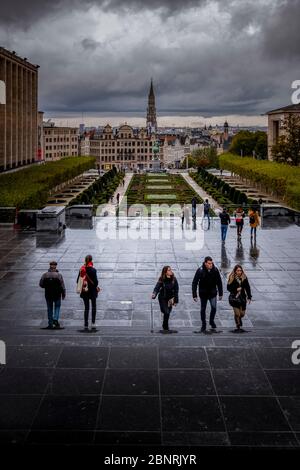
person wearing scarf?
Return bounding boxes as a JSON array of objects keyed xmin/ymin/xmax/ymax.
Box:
[
  {"xmin": 227, "ymin": 264, "xmax": 252, "ymax": 333},
  {"xmin": 78, "ymin": 254, "xmax": 100, "ymax": 331}
]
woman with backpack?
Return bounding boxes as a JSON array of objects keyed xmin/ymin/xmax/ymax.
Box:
[
  {"xmin": 248, "ymin": 208, "xmax": 260, "ymax": 239},
  {"xmin": 227, "ymin": 264, "xmax": 252, "ymax": 333},
  {"xmin": 152, "ymin": 266, "xmax": 179, "ymax": 333},
  {"xmin": 234, "ymin": 207, "xmax": 245, "ymax": 239},
  {"xmin": 77, "ymin": 254, "xmax": 100, "ymax": 331}
]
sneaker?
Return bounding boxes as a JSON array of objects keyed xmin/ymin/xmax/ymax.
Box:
[{"xmin": 53, "ymin": 320, "xmax": 60, "ymax": 328}]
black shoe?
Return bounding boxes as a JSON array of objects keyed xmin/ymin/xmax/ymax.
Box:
[
  {"xmin": 210, "ymin": 321, "xmax": 217, "ymax": 329},
  {"xmin": 53, "ymin": 320, "xmax": 60, "ymax": 328},
  {"xmin": 45, "ymin": 325, "xmax": 54, "ymax": 330},
  {"xmin": 232, "ymin": 328, "xmax": 241, "ymax": 333},
  {"xmin": 160, "ymin": 329, "xmax": 169, "ymax": 334}
]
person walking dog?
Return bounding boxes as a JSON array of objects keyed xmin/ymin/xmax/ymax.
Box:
[
  {"xmin": 39, "ymin": 261, "xmax": 66, "ymax": 329},
  {"xmin": 227, "ymin": 264, "xmax": 252, "ymax": 333},
  {"xmin": 152, "ymin": 266, "xmax": 179, "ymax": 334},
  {"xmin": 77, "ymin": 255, "xmax": 100, "ymax": 332},
  {"xmin": 192, "ymin": 256, "xmax": 223, "ymax": 334}
]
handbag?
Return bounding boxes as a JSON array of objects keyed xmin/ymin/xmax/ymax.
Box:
[
  {"xmin": 76, "ymin": 274, "xmax": 84, "ymax": 294},
  {"xmin": 228, "ymin": 292, "xmax": 243, "ymax": 308}
]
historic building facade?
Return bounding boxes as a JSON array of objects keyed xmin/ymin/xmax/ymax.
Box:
[
  {"xmin": 90, "ymin": 124, "xmax": 157, "ymax": 170},
  {"xmin": 43, "ymin": 121, "xmax": 79, "ymax": 160},
  {"xmin": 146, "ymin": 79, "xmax": 157, "ymax": 132},
  {"xmin": 0, "ymin": 47, "xmax": 39, "ymax": 172},
  {"xmin": 266, "ymin": 104, "xmax": 300, "ymax": 160}
]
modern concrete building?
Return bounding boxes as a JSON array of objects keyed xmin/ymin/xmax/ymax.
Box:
[
  {"xmin": 43, "ymin": 120, "xmax": 79, "ymax": 160},
  {"xmin": 266, "ymin": 104, "xmax": 300, "ymax": 160},
  {"xmin": 0, "ymin": 47, "xmax": 39, "ymax": 172},
  {"xmin": 90, "ymin": 124, "xmax": 157, "ymax": 170}
]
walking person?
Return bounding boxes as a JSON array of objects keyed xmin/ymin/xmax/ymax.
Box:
[
  {"xmin": 192, "ymin": 256, "xmax": 223, "ymax": 334},
  {"xmin": 219, "ymin": 208, "xmax": 231, "ymax": 242},
  {"xmin": 227, "ymin": 264, "xmax": 252, "ymax": 333},
  {"xmin": 77, "ymin": 255, "xmax": 100, "ymax": 332},
  {"xmin": 116, "ymin": 193, "xmax": 120, "ymax": 205},
  {"xmin": 181, "ymin": 206, "xmax": 185, "ymax": 228},
  {"xmin": 152, "ymin": 266, "xmax": 179, "ymax": 334},
  {"xmin": 184, "ymin": 205, "xmax": 191, "ymax": 229},
  {"xmin": 234, "ymin": 207, "xmax": 245, "ymax": 239},
  {"xmin": 248, "ymin": 207, "xmax": 260, "ymax": 239},
  {"xmin": 39, "ymin": 261, "xmax": 66, "ymax": 329},
  {"xmin": 191, "ymin": 196, "xmax": 197, "ymax": 220},
  {"xmin": 203, "ymin": 199, "xmax": 211, "ymax": 228}
]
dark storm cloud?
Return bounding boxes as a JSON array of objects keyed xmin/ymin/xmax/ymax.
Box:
[
  {"xmin": 0, "ymin": 0, "xmax": 298, "ymax": 117},
  {"xmin": 263, "ymin": 0, "xmax": 300, "ymax": 59},
  {"xmin": 0, "ymin": 0, "xmax": 207, "ymax": 27}
]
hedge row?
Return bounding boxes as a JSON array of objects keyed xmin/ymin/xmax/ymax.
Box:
[
  {"xmin": 191, "ymin": 168, "xmax": 258, "ymax": 213},
  {"xmin": 69, "ymin": 168, "xmax": 123, "ymax": 210},
  {"xmin": 219, "ymin": 153, "xmax": 300, "ymax": 210},
  {"xmin": 0, "ymin": 157, "xmax": 96, "ymax": 209}
]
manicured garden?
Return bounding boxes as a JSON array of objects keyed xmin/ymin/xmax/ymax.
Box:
[
  {"xmin": 0, "ymin": 157, "xmax": 96, "ymax": 209},
  {"xmin": 124, "ymin": 173, "xmax": 202, "ymax": 211},
  {"xmin": 191, "ymin": 168, "xmax": 258, "ymax": 213},
  {"xmin": 69, "ymin": 167, "xmax": 124, "ymax": 210},
  {"xmin": 219, "ymin": 153, "xmax": 300, "ymax": 210}
]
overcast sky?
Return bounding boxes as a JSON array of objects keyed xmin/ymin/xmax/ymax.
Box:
[{"xmin": 1, "ymin": 0, "xmax": 299, "ymax": 126}]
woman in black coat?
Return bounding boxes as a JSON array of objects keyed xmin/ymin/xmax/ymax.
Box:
[
  {"xmin": 227, "ymin": 264, "xmax": 252, "ymax": 333},
  {"xmin": 78, "ymin": 254, "xmax": 100, "ymax": 331},
  {"xmin": 152, "ymin": 266, "xmax": 179, "ymax": 333}
]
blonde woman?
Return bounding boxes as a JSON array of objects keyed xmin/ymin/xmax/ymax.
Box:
[{"xmin": 227, "ymin": 264, "xmax": 252, "ymax": 333}]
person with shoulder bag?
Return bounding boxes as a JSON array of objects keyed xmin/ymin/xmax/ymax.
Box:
[
  {"xmin": 77, "ymin": 254, "xmax": 101, "ymax": 331},
  {"xmin": 152, "ymin": 266, "xmax": 179, "ymax": 334},
  {"xmin": 227, "ymin": 264, "xmax": 252, "ymax": 333}
]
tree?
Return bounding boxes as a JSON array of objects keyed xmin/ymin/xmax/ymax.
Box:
[
  {"xmin": 181, "ymin": 147, "xmax": 218, "ymax": 169},
  {"xmin": 271, "ymin": 114, "xmax": 300, "ymax": 166},
  {"xmin": 230, "ymin": 130, "xmax": 267, "ymax": 158}
]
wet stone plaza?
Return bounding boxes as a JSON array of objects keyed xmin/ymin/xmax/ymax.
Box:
[{"xmin": 0, "ymin": 216, "xmax": 300, "ymax": 448}]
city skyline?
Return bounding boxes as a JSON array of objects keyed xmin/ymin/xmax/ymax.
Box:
[{"xmin": 0, "ymin": 0, "xmax": 299, "ymax": 125}]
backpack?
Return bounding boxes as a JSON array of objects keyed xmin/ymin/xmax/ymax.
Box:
[{"xmin": 249, "ymin": 215, "xmax": 255, "ymax": 224}]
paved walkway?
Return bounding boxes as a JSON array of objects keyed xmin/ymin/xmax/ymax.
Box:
[
  {"xmin": 96, "ymin": 172, "xmax": 133, "ymax": 216},
  {"xmin": 181, "ymin": 172, "xmax": 222, "ymax": 213},
  {"xmin": 0, "ymin": 218, "xmax": 300, "ymax": 448}
]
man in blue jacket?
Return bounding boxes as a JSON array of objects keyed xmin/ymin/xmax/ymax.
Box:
[{"xmin": 192, "ymin": 256, "xmax": 223, "ymax": 334}]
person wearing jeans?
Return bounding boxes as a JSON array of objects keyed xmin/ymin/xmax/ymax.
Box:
[
  {"xmin": 78, "ymin": 255, "xmax": 100, "ymax": 331},
  {"xmin": 219, "ymin": 208, "xmax": 231, "ymax": 242},
  {"xmin": 192, "ymin": 256, "xmax": 223, "ymax": 334},
  {"xmin": 40, "ymin": 261, "xmax": 66, "ymax": 329}
]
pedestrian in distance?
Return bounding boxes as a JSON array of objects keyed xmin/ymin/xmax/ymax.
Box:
[
  {"xmin": 77, "ymin": 255, "xmax": 100, "ymax": 332},
  {"xmin": 116, "ymin": 193, "xmax": 120, "ymax": 205},
  {"xmin": 203, "ymin": 199, "xmax": 211, "ymax": 228},
  {"xmin": 181, "ymin": 206, "xmax": 185, "ymax": 228},
  {"xmin": 184, "ymin": 205, "xmax": 191, "ymax": 229},
  {"xmin": 152, "ymin": 266, "xmax": 179, "ymax": 334},
  {"xmin": 39, "ymin": 261, "xmax": 66, "ymax": 329},
  {"xmin": 192, "ymin": 256, "xmax": 223, "ymax": 334},
  {"xmin": 191, "ymin": 196, "xmax": 197, "ymax": 220},
  {"xmin": 248, "ymin": 207, "xmax": 260, "ymax": 239},
  {"xmin": 234, "ymin": 207, "xmax": 245, "ymax": 239},
  {"xmin": 219, "ymin": 207, "xmax": 231, "ymax": 242},
  {"xmin": 227, "ymin": 264, "xmax": 252, "ymax": 333}
]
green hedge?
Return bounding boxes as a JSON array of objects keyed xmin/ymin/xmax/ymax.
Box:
[
  {"xmin": 191, "ymin": 168, "xmax": 257, "ymax": 213},
  {"xmin": 0, "ymin": 157, "xmax": 96, "ymax": 209},
  {"xmin": 219, "ymin": 153, "xmax": 300, "ymax": 210},
  {"xmin": 69, "ymin": 168, "xmax": 124, "ymax": 211}
]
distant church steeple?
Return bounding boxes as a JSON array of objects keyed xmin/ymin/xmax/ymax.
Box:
[{"xmin": 146, "ymin": 78, "xmax": 157, "ymax": 132}]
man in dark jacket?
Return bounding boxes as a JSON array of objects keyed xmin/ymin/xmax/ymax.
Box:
[
  {"xmin": 192, "ymin": 256, "xmax": 223, "ymax": 333},
  {"xmin": 39, "ymin": 261, "xmax": 66, "ymax": 329},
  {"xmin": 219, "ymin": 208, "xmax": 231, "ymax": 242}
]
